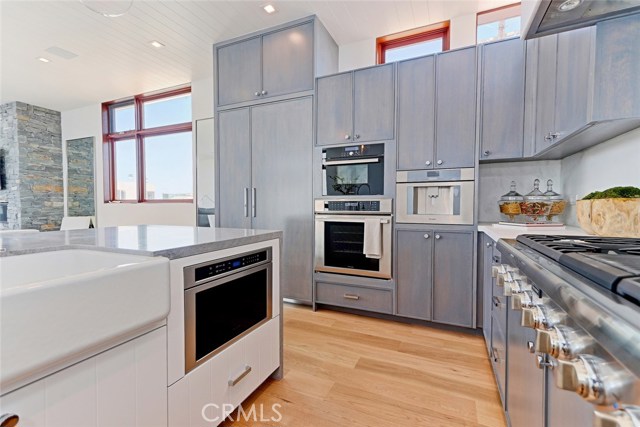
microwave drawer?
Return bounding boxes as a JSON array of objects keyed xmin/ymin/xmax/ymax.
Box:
[{"xmin": 316, "ymin": 282, "xmax": 393, "ymax": 314}]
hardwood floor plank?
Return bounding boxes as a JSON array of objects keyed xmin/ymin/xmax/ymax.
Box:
[{"xmin": 221, "ymin": 305, "xmax": 506, "ymax": 427}]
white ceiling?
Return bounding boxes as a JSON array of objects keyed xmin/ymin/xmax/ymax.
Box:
[{"xmin": 0, "ymin": 0, "xmax": 512, "ymax": 112}]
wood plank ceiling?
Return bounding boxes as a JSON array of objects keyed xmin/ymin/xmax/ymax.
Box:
[{"xmin": 0, "ymin": 0, "xmax": 513, "ymax": 112}]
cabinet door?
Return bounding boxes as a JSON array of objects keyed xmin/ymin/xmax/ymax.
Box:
[
  {"xmin": 534, "ymin": 35, "xmax": 558, "ymax": 154},
  {"xmin": 397, "ymin": 56, "xmax": 436, "ymax": 170},
  {"xmin": 316, "ymin": 72, "xmax": 353, "ymax": 145},
  {"xmin": 481, "ymin": 38, "xmax": 525, "ymax": 160},
  {"xmin": 217, "ymin": 37, "xmax": 262, "ymax": 106},
  {"xmin": 435, "ymin": 47, "xmax": 477, "ymax": 168},
  {"xmin": 262, "ymin": 22, "xmax": 314, "ymax": 99},
  {"xmin": 251, "ymin": 98, "xmax": 313, "ymax": 302},
  {"xmin": 218, "ymin": 109, "xmax": 252, "ymax": 229},
  {"xmin": 353, "ymin": 64, "xmax": 395, "ymax": 142},
  {"xmin": 481, "ymin": 234, "xmax": 494, "ymax": 353},
  {"xmin": 396, "ymin": 229, "xmax": 433, "ymax": 320},
  {"xmin": 554, "ymin": 27, "xmax": 594, "ymax": 139},
  {"xmin": 432, "ymin": 231, "xmax": 474, "ymax": 327}
]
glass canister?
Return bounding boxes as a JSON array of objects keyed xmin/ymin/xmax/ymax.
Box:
[
  {"xmin": 544, "ymin": 179, "xmax": 566, "ymax": 221},
  {"xmin": 521, "ymin": 179, "xmax": 552, "ymax": 222},
  {"xmin": 498, "ymin": 181, "xmax": 523, "ymax": 221}
]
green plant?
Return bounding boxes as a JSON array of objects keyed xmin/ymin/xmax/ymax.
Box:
[{"xmin": 582, "ymin": 186, "xmax": 640, "ymax": 200}]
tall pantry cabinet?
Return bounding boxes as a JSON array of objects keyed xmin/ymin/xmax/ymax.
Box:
[{"xmin": 214, "ymin": 16, "xmax": 338, "ymax": 302}]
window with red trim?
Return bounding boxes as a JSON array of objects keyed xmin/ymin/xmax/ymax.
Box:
[
  {"xmin": 376, "ymin": 21, "xmax": 450, "ymax": 64},
  {"xmin": 102, "ymin": 87, "xmax": 193, "ymax": 203},
  {"xmin": 477, "ymin": 3, "xmax": 521, "ymax": 44}
]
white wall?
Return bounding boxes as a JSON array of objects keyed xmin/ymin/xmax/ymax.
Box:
[{"xmin": 561, "ymin": 128, "xmax": 640, "ymax": 226}]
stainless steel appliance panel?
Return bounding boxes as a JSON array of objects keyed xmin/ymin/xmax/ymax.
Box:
[{"xmin": 396, "ymin": 180, "xmax": 474, "ymax": 224}]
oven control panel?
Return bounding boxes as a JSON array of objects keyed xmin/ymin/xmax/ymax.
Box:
[
  {"xmin": 194, "ymin": 249, "xmax": 269, "ymax": 283},
  {"xmin": 315, "ymin": 199, "xmax": 393, "ymax": 214}
]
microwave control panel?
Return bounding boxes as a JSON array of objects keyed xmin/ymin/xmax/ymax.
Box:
[
  {"xmin": 194, "ymin": 249, "xmax": 269, "ymax": 283},
  {"xmin": 326, "ymin": 201, "xmax": 380, "ymax": 211}
]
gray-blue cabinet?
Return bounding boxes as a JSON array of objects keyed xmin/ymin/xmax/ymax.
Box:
[
  {"xmin": 395, "ymin": 227, "xmax": 474, "ymax": 327},
  {"xmin": 480, "ymin": 38, "xmax": 526, "ymax": 161},
  {"xmin": 316, "ymin": 64, "xmax": 395, "ymax": 145},
  {"xmin": 396, "ymin": 47, "xmax": 477, "ymax": 170}
]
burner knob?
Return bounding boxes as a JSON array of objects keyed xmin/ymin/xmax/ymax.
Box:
[
  {"xmin": 521, "ymin": 305, "xmax": 566, "ymax": 330},
  {"xmin": 535, "ymin": 325, "xmax": 593, "ymax": 359},
  {"xmin": 511, "ymin": 290, "xmax": 535, "ymax": 310},
  {"xmin": 594, "ymin": 406, "xmax": 640, "ymax": 427},
  {"xmin": 554, "ymin": 356, "xmax": 632, "ymax": 405},
  {"xmin": 492, "ymin": 264, "xmax": 506, "ymax": 278},
  {"xmin": 504, "ymin": 278, "xmax": 530, "ymax": 297}
]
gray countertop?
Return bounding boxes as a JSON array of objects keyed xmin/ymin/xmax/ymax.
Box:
[{"xmin": 0, "ymin": 225, "xmax": 282, "ymax": 259}]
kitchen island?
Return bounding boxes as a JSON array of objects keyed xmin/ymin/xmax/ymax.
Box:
[{"xmin": 0, "ymin": 226, "xmax": 283, "ymax": 427}]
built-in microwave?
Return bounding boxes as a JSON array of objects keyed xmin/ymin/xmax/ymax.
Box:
[
  {"xmin": 396, "ymin": 168, "xmax": 475, "ymax": 225},
  {"xmin": 183, "ymin": 248, "xmax": 272, "ymax": 373},
  {"xmin": 322, "ymin": 143, "xmax": 384, "ymax": 196}
]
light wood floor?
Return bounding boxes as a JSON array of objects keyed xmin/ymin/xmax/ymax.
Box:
[{"xmin": 222, "ymin": 304, "xmax": 507, "ymax": 427}]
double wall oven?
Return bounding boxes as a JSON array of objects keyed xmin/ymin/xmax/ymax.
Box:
[{"xmin": 314, "ymin": 199, "xmax": 392, "ymax": 279}]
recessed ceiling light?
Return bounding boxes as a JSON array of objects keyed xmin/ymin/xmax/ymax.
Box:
[
  {"xmin": 150, "ymin": 40, "xmax": 165, "ymax": 48},
  {"xmin": 263, "ymin": 4, "xmax": 276, "ymax": 14},
  {"xmin": 37, "ymin": 57, "xmax": 50, "ymax": 63}
]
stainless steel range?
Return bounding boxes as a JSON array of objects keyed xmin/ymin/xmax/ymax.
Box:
[{"xmin": 496, "ymin": 235, "xmax": 640, "ymax": 427}]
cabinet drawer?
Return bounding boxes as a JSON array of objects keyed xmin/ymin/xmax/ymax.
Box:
[{"xmin": 316, "ymin": 282, "xmax": 393, "ymax": 314}]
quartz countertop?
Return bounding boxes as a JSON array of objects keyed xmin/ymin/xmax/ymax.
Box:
[
  {"xmin": 478, "ymin": 222, "xmax": 589, "ymax": 242},
  {"xmin": 0, "ymin": 225, "xmax": 282, "ymax": 259}
]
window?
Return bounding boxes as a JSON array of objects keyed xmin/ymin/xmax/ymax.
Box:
[
  {"xmin": 102, "ymin": 87, "xmax": 193, "ymax": 202},
  {"xmin": 477, "ymin": 3, "xmax": 521, "ymax": 44},
  {"xmin": 376, "ymin": 21, "xmax": 450, "ymax": 64}
]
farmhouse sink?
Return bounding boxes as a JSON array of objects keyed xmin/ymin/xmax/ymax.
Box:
[{"xmin": 0, "ymin": 249, "xmax": 170, "ymax": 393}]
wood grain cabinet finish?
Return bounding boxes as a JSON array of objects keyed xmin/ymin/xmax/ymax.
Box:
[
  {"xmin": 316, "ymin": 64, "xmax": 395, "ymax": 145},
  {"xmin": 217, "ymin": 98, "xmax": 313, "ymax": 302},
  {"xmin": 532, "ymin": 27, "xmax": 595, "ymax": 155},
  {"xmin": 397, "ymin": 55, "xmax": 436, "ymax": 170},
  {"xmin": 395, "ymin": 229, "xmax": 474, "ymax": 327},
  {"xmin": 216, "ymin": 22, "xmax": 315, "ymax": 108},
  {"xmin": 435, "ymin": 46, "xmax": 477, "ymax": 169},
  {"xmin": 315, "ymin": 282, "xmax": 393, "ymax": 314},
  {"xmin": 480, "ymin": 233, "xmax": 495, "ymax": 353},
  {"xmin": 480, "ymin": 38, "xmax": 526, "ymax": 161},
  {"xmin": 397, "ymin": 47, "xmax": 477, "ymax": 170}
]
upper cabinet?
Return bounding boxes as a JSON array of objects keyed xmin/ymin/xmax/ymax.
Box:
[
  {"xmin": 397, "ymin": 46, "xmax": 477, "ymax": 170},
  {"xmin": 316, "ymin": 63, "xmax": 395, "ymax": 145},
  {"xmin": 480, "ymin": 38, "xmax": 526, "ymax": 161},
  {"xmin": 215, "ymin": 17, "xmax": 338, "ymax": 109}
]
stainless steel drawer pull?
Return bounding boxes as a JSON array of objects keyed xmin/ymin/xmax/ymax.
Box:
[
  {"xmin": 228, "ymin": 365, "xmax": 252, "ymax": 386},
  {"xmin": 243, "ymin": 188, "xmax": 249, "ymax": 217},
  {"xmin": 343, "ymin": 294, "xmax": 360, "ymax": 300}
]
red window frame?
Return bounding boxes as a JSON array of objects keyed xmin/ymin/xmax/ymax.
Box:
[
  {"xmin": 102, "ymin": 86, "xmax": 193, "ymax": 203},
  {"xmin": 376, "ymin": 21, "xmax": 450, "ymax": 64},
  {"xmin": 476, "ymin": 3, "xmax": 522, "ymax": 44}
]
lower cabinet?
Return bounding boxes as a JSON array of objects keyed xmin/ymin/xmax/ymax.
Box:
[
  {"xmin": 315, "ymin": 282, "xmax": 393, "ymax": 314},
  {"xmin": 168, "ymin": 318, "xmax": 280, "ymax": 427},
  {"xmin": 395, "ymin": 227, "xmax": 474, "ymax": 327},
  {"xmin": 0, "ymin": 327, "xmax": 167, "ymax": 427}
]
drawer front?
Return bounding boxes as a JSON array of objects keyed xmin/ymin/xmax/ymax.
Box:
[
  {"xmin": 316, "ymin": 282, "xmax": 393, "ymax": 314},
  {"xmin": 491, "ymin": 313, "xmax": 507, "ymax": 409}
]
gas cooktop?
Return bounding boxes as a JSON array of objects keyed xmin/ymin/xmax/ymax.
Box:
[{"xmin": 516, "ymin": 234, "xmax": 640, "ymax": 304}]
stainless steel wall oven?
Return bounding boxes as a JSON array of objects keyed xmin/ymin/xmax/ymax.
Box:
[
  {"xmin": 322, "ymin": 143, "xmax": 384, "ymax": 196},
  {"xmin": 184, "ymin": 248, "xmax": 272, "ymax": 373},
  {"xmin": 314, "ymin": 199, "xmax": 392, "ymax": 279}
]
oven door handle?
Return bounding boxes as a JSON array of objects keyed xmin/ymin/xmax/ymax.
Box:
[
  {"xmin": 315, "ymin": 216, "xmax": 390, "ymax": 224},
  {"xmin": 323, "ymin": 158, "xmax": 380, "ymax": 166}
]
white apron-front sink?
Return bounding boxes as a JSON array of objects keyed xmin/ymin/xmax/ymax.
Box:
[{"xmin": 0, "ymin": 250, "xmax": 170, "ymax": 394}]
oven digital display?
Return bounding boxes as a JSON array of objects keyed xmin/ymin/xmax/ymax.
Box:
[
  {"xmin": 344, "ymin": 146, "xmax": 359, "ymax": 151},
  {"xmin": 427, "ymin": 171, "xmax": 439, "ymax": 177}
]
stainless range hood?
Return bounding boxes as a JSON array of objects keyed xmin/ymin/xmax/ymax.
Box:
[{"xmin": 523, "ymin": 0, "xmax": 640, "ymax": 39}]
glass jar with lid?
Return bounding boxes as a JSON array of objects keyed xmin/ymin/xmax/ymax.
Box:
[
  {"xmin": 521, "ymin": 179, "xmax": 552, "ymax": 222},
  {"xmin": 544, "ymin": 179, "xmax": 566, "ymax": 221},
  {"xmin": 498, "ymin": 181, "xmax": 523, "ymax": 221}
]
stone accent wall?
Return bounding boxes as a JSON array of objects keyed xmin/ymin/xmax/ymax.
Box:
[
  {"xmin": 67, "ymin": 137, "xmax": 95, "ymax": 216},
  {"xmin": 0, "ymin": 102, "xmax": 63, "ymax": 231}
]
